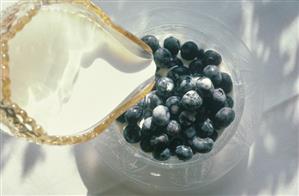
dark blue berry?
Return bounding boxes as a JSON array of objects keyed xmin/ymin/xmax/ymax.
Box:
[
  {"xmin": 189, "ymin": 59, "xmax": 205, "ymax": 73},
  {"xmin": 217, "ymin": 72, "xmax": 233, "ymax": 94},
  {"xmin": 175, "ymin": 145, "xmax": 193, "ymax": 161},
  {"xmin": 225, "ymin": 95, "xmax": 234, "ymax": 108},
  {"xmin": 154, "ymin": 48, "xmax": 172, "ymax": 68},
  {"xmin": 165, "ymin": 96, "xmax": 181, "ymax": 115},
  {"xmin": 183, "ymin": 126, "xmax": 197, "ymax": 139},
  {"xmin": 195, "ymin": 106, "xmax": 208, "ymax": 123},
  {"xmin": 140, "ymin": 136, "xmax": 154, "ymax": 152},
  {"xmin": 197, "ymin": 48, "xmax": 205, "ymax": 60},
  {"xmin": 150, "ymin": 134, "xmax": 169, "ymax": 148},
  {"xmin": 152, "ymin": 105, "xmax": 170, "ymax": 126},
  {"xmin": 209, "ymin": 88, "xmax": 227, "ymax": 112},
  {"xmin": 166, "ymin": 120, "xmax": 181, "ymax": 136},
  {"xmin": 179, "ymin": 76, "xmax": 197, "ymax": 95},
  {"xmin": 191, "ymin": 137, "xmax": 214, "ymax": 153},
  {"xmin": 196, "ymin": 77, "xmax": 214, "ymax": 97},
  {"xmin": 156, "ymin": 77, "xmax": 175, "ymax": 98},
  {"xmin": 180, "ymin": 41, "xmax": 198, "ymax": 60},
  {"xmin": 210, "ymin": 130, "xmax": 218, "ymax": 141},
  {"xmin": 203, "ymin": 50, "xmax": 222, "ymax": 66},
  {"xmin": 164, "ymin": 36, "xmax": 180, "ymax": 56},
  {"xmin": 141, "ymin": 117, "xmax": 156, "ymax": 138},
  {"xmin": 124, "ymin": 106, "xmax": 143, "ymax": 123},
  {"xmin": 181, "ymin": 90, "xmax": 203, "ymax": 110},
  {"xmin": 178, "ymin": 110, "xmax": 197, "ymax": 127},
  {"xmin": 123, "ymin": 124, "xmax": 141, "ymax": 143},
  {"xmin": 143, "ymin": 109, "xmax": 152, "ymax": 119},
  {"xmin": 153, "ymin": 147, "xmax": 171, "ymax": 161},
  {"xmin": 214, "ymin": 107, "xmax": 235, "ymax": 128},
  {"xmin": 170, "ymin": 57, "xmax": 184, "ymax": 67},
  {"xmin": 144, "ymin": 91, "xmax": 163, "ymax": 109},
  {"xmin": 199, "ymin": 118, "xmax": 214, "ymax": 137},
  {"xmin": 141, "ymin": 35, "xmax": 160, "ymax": 53},
  {"xmin": 190, "ymin": 73, "xmax": 203, "ymax": 78},
  {"xmin": 169, "ymin": 137, "xmax": 184, "ymax": 154},
  {"xmin": 167, "ymin": 66, "xmax": 189, "ymax": 83},
  {"xmin": 203, "ymin": 65, "xmax": 222, "ymax": 85},
  {"xmin": 137, "ymin": 98, "xmax": 146, "ymax": 109},
  {"xmin": 116, "ymin": 113, "xmax": 126, "ymax": 123}
]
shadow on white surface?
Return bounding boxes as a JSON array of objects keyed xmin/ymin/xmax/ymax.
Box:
[
  {"xmin": 0, "ymin": 131, "xmax": 45, "ymax": 179},
  {"xmin": 21, "ymin": 143, "xmax": 45, "ymax": 179},
  {"xmin": 72, "ymin": 141, "xmax": 129, "ymax": 195},
  {"xmin": 241, "ymin": 1, "xmax": 299, "ymax": 194},
  {"xmin": 244, "ymin": 95, "xmax": 299, "ymax": 195},
  {"xmin": 0, "ymin": 132, "xmax": 14, "ymax": 172},
  {"xmin": 246, "ymin": 1, "xmax": 299, "ymax": 110}
]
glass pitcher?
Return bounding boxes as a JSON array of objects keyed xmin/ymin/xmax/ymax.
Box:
[{"xmin": 0, "ymin": 0, "xmax": 155, "ymax": 145}]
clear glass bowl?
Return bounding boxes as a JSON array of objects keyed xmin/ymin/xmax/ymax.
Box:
[{"xmin": 92, "ymin": 8, "xmax": 262, "ymax": 191}]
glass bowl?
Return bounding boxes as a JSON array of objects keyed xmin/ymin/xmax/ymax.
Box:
[{"xmin": 92, "ymin": 8, "xmax": 262, "ymax": 191}]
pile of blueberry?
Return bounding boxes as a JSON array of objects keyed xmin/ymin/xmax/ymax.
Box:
[{"xmin": 118, "ymin": 35, "xmax": 235, "ymax": 161}]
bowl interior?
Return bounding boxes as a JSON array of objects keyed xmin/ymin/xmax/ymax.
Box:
[
  {"xmin": 113, "ymin": 24, "xmax": 245, "ymax": 166},
  {"xmin": 92, "ymin": 8, "xmax": 257, "ymax": 190}
]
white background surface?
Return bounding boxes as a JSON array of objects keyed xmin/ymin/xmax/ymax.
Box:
[{"xmin": 1, "ymin": 0, "xmax": 299, "ymax": 195}]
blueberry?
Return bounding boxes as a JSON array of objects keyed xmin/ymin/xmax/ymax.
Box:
[
  {"xmin": 180, "ymin": 41, "xmax": 198, "ymax": 60},
  {"xmin": 175, "ymin": 145, "xmax": 193, "ymax": 161},
  {"xmin": 170, "ymin": 57, "xmax": 184, "ymax": 67},
  {"xmin": 123, "ymin": 124, "xmax": 141, "ymax": 143},
  {"xmin": 153, "ymin": 147, "xmax": 171, "ymax": 161},
  {"xmin": 144, "ymin": 91, "xmax": 163, "ymax": 109},
  {"xmin": 116, "ymin": 113, "xmax": 126, "ymax": 123},
  {"xmin": 137, "ymin": 98, "xmax": 146, "ymax": 109},
  {"xmin": 150, "ymin": 134, "xmax": 169, "ymax": 148},
  {"xmin": 178, "ymin": 110, "xmax": 197, "ymax": 127},
  {"xmin": 197, "ymin": 48, "xmax": 205, "ymax": 60},
  {"xmin": 217, "ymin": 72, "xmax": 233, "ymax": 94},
  {"xmin": 140, "ymin": 136, "xmax": 154, "ymax": 152},
  {"xmin": 169, "ymin": 137, "xmax": 184, "ymax": 154},
  {"xmin": 154, "ymin": 48, "xmax": 172, "ymax": 68},
  {"xmin": 214, "ymin": 107, "xmax": 235, "ymax": 128},
  {"xmin": 156, "ymin": 77, "xmax": 175, "ymax": 98},
  {"xmin": 190, "ymin": 73, "xmax": 203, "ymax": 78},
  {"xmin": 165, "ymin": 96, "xmax": 181, "ymax": 115},
  {"xmin": 183, "ymin": 126, "xmax": 197, "ymax": 139},
  {"xmin": 199, "ymin": 118, "xmax": 214, "ymax": 137},
  {"xmin": 191, "ymin": 137, "xmax": 214, "ymax": 153},
  {"xmin": 181, "ymin": 90, "xmax": 203, "ymax": 111},
  {"xmin": 167, "ymin": 66, "xmax": 189, "ymax": 83},
  {"xmin": 189, "ymin": 59, "xmax": 205, "ymax": 73},
  {"xmin": 196, "ymin": 77, "xmax": 214, "ymax": 97},
  {"xmin": 152, "ymin": 105, "xmax": 170, "ymax": 126},
  {"xmin": 164, "ymin": 36, "xmax": 180, "ymax": 56},
  {"xmin": 195, "ymin": 106, "xmax": 208, "ymax": 123},
  {"xmin": 143, "ymin": 109, "xmax": 152, "ymax": 119},
  {"xmin": 141, "ymin": 117, "xmax": 156, "ymax": 138},
  {"xmin": 203, "ymin": 50, "xmax": 222, "ymax": 66},
  {"xmin": 208, "ymin": 88, "xmax": 227, "ymax": 112},
  {"xmin": 225, "ymin": 95, "xmax": 234, "ymax": 108},
  {"xmin": 210, "ymin": 130, "xmax": 218, "ymax": 141},
  {"xmin": 203, "ymin": 65, "xmax": 222, "ymax": 85},
  {"xmin": 124, "ymin": 106, "xmax": 143, "ymax": 123},
  {"xmin": 166, "ymin": 120, "xmax": 181, "ymax": 136},
  {"xmin": 179, "ymin": 76, "xmax": 197, "ymax": 95},
  {"xmin": 141, "ymin": 35, "xmax": 160, "ymax": 53}
]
